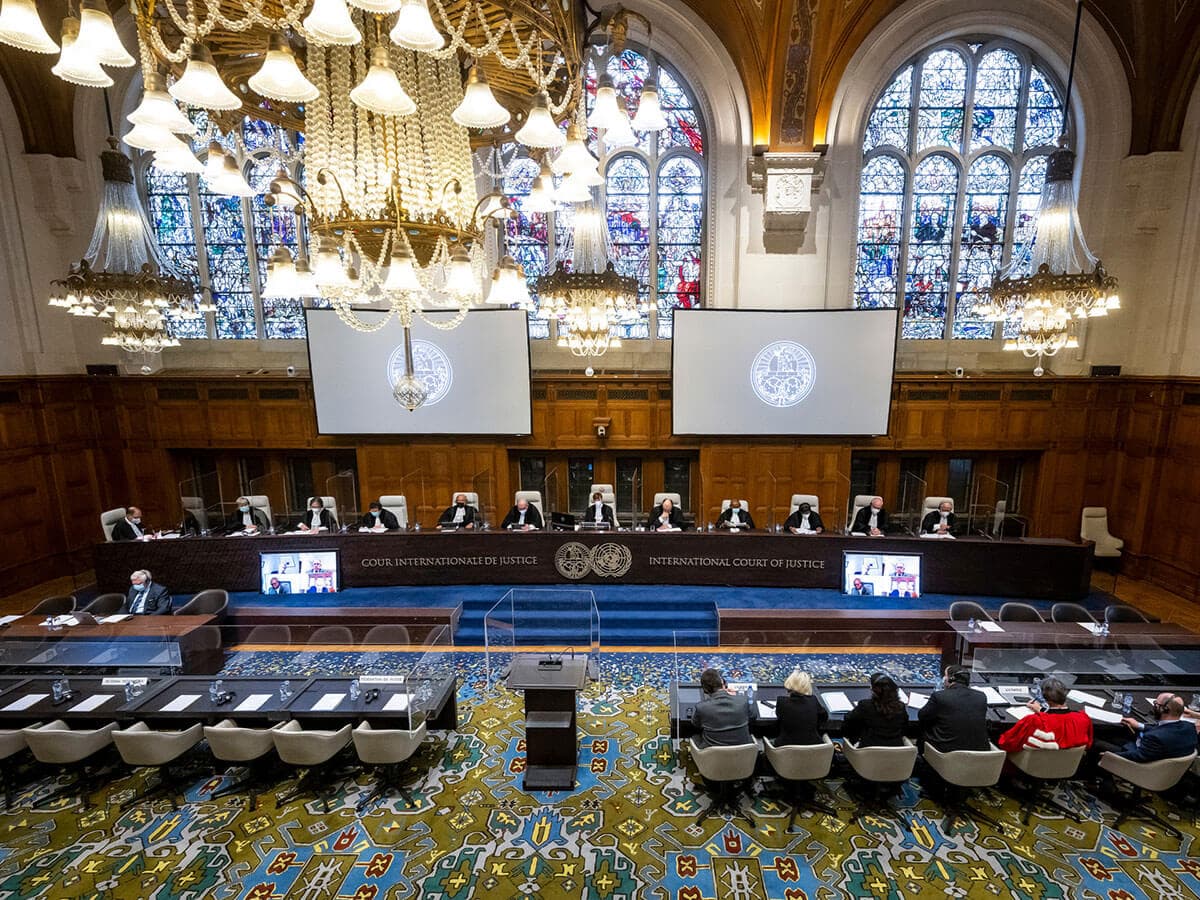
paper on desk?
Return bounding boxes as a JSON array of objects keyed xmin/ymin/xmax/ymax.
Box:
[
  {"xmin": 972, "ymin": 686, "xmax": 1007, "ymax": 705},
  {"xmin": 68, "ymin": 694, "xmax": 112, "ymax": 713},
  {"xmin": 1150, "ymin": 658, "xmax": 1186, "ymax": 675},
  {"xmin": 383, "ymin": 693, "xmax": 410, "ymax": 712},
  {"xmin": 728, "ymin": 682, "xmax": 757, "ymax": 695},
  {"xmin": 1068, "ymin": 689, "xmax": 1110, "ymax": 708},
  {"xmin": 312, "ymin": 692, "xmax": 346, "ymax": 711},
  {"xmin": 99, "ymin": 614, "xmax": 132, "ymax": 624},
  {"xmin": 161, "ymin": 694, "xmax": 201, "ymax": 712},
  {"xmin": 822, "ymin": 691, "xmax": 853, "ymax": 713},
  {"xmin": 1084, "ymin": 705, "xmax": 1124, "ymax": 724},
  {"xmin": 1078, "ymin": 622, "xmax": 1103, "ymax": 634},
  {"xmin": 235, "ymin": 693, "xmax": 272, "ymax": 712},
  {"xmin": 978, "ymin": 621, "xmax": 1003, "ymax": 632},
  {"xmin": 755, "ymin": 701, "xmax": 776, "ymax": 719},
  {"xmin": 907, "ymin": 692, "xmax": 929, "ymax": 710},
  {"xmin": 1023, "ymin": 656, "xmax": 1057, "ymax": 671},
  {"xmin": 1006, "ymin": 705, "xmax": 1034, "ymax": 720},
  {"xmin": 0, "ymin": 615, "xmax": 21, "ymax": 626},
  {"xmin": 2, "ymin": 693, "xmax": 46, "ymax": 711}
]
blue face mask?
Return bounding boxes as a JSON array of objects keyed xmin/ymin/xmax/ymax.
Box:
[
  {"xmin": 238, "ymin": 505, "xmax": 250, "ymax": 513},
  {"xmin": 371, "ymin": 510, "xmax": 380, "ymax": 517}
]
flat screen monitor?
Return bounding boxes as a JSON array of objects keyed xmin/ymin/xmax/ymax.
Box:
[
  {"xmin": 306, "ymin": 307, "xmax": 532, "ymax": 435},
  {"xmin": 843, "ymin": 552, "xmax": 921, "ymax": 598},
  {"xmin": 671, "ymin": 308, "xmax": 898, "ymax": 435},
  {"xmin": 260, "ymin": 550, "xmax": 339, "ymax": 595}
]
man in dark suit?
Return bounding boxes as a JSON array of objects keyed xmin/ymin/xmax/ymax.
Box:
[
  {"xmin": 784, "ymin": 502, "xmax": 824, "ymax": 534},
  {"xmin": 123, "ymin": 570, "xmax": 172, "ymax": 615},
  {"xmin": 918, "ymin": 664, "xmax": 990, "ymax": 752},
  {"xmin": 111, "ymin": 506, "xmax": 147, "ymax": 542},
  {"xmin": 691, "ymin": 668, "xmax": 756, "ymax": 748},
  {"xmin": 717, "ymin": 500, "xmax": 755, "ymax": 530},
  {"xmin": 501, "ymin": 498, "xmax": 544, "ymax": 530},
  {"xmin": 583, "ymin": 492, "xmax": 616, "ymax": 527},
  {"xmin": 438, "ymin": 494, "xmax": 478, "ymax": 530},
  {"xmin": 921, "ymin": 500, "xmax": 957, "ymax": 535},
  {"xmin": 851, "ymin": 497, "xmax": 889, "ymax": 536},
  {"xmin": 223, "ymin": 496, "xmax": 269, "ymax": 534},
  {"xmin": 647, "ymin": 498, "xmax": 683, "ymax": 531},
  {"xmin": 1095, "ymin": 693, "xmax": 1198, "ymax": 764},
  {"xmin": 297, "ymin": 498, "xmax": 337, "ymax": 532},
  {"xmin": 360, "ymin": 501, "xmax": 401, "ymax": 531},
  {"xmin": 849, "ymin": 578, "xmax": 874, "ymax": 596}
]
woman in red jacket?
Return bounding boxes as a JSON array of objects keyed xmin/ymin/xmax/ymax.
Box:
[{"xmin": 997, "ymin": 677, "xmax": 1093, "ymax": 752}]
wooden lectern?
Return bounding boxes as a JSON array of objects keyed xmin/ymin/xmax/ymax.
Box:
[{"xmin": 506, "ymin": 654, "xmax": 589, "ymax": 790}]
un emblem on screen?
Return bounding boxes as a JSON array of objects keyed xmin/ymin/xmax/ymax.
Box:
[
  {"xmin": 386, "ymin": 340, "xmax": 453, "ymax": 407},
  {"xmin": 750, "ymin": 340, "xmax": 816, "ymax": 408}
]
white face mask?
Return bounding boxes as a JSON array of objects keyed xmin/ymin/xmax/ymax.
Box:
[{"xmin": 311, "ymin": 508, "xmax": 321, "ymax": 514}]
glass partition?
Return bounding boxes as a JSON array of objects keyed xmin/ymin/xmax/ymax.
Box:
[
  {"xmin": 179, "ymin": 470, "xmax": 223, "ymax": 535},
  {"xmin": 967, "ymin": 473, "xmax": 1009, "ymax": 538},
  {"xmin": 898, "ymin": 471, "xmax": 927, "ymax": 536},
  {"xmin": 393, "ymin": 468, "xmax": 426, "ymax": 530},
  {"xmin": 324, "ymin": 470, "xmax": 358, "ymax": 532},
  {"xmin": 409, "ymin": 624, "xmax": 456, "ymax": 722},
  {"xmin": 834, "ymin": 471, "xmax": 852, "ymax": 533},
  {"xmin": 543, "ymin": 466, "xmax": 564, "ymax": 521},
  {"xmin": 247, "ymin": 470, "xmax": 288, "ymax": 531},
  {"xmin": 471, "ymin": 469, "xmax": 494, "ymax": 528},
  {"xmin": 765, "ymin": 471, "xmax": 781, "ymax": 532},
  {"xmin": 483, "ymin": 589, "xmax": 599, "ymax": 685}
]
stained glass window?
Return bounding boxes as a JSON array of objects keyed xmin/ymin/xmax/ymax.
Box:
[
  {"xmin": 855, "ymin": 39, "xmax": 1065, "ymax": 340},
  {"xmin": 502, "ymin": 44, "xmax": 705, "ymax": 341},
  {"xmin": 144, "ymin": 165, "xmax": 207, "ymax": 339}
]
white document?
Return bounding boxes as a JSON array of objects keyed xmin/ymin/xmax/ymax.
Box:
[
  {"xmin": 2, "ymin": 693, "xmax": 47, "ymax": 712},
  {"xmin": 972, "ymin": 686, "xmax": 1008, "ymax": 705},
  {"xmin": 312, "ymin": 692, "xmax": 346, "ymax": 711},
  {"xmin": 822, "ymin": 691, "xmax": 853, "ymax": 714},
  {"xmin": 896, "ymin": 689, "xmax": 910, "ymax": 704},
  {"xmin": 1023, "ymin": 656, "xmax": 1057, "ymax": 671},
  {"xmin": 1068, "ymin": 689, "xmax": 1110, "ymax": 708},
  {"xmin": 728, "ymin": 682, "xmax": 757, "ymax": 695},
  {"xmin": 384, "ymin": 693, "xmax": 411, "ymax": 712},
  {"xmin": 0, "ymin": 615, "xmax": 21, "ymax": 626},
  {"xmin": 1150, "ymin": 658, "xmax": 1186, "ymax": 675},
  {"xmin": 235, "ymin": 693, "xmax": 272, "ymax": 712},
  {"xmin": 755, "ymin": 701, "xmax": 776, "ymax": 719},
  {"xmin": 161, "ymin": 694, "xmax": 202, "ymax": 713},
  {"xmin": 68, "ymin": 694, "xmax": 112, "ymax": 713},
  {"xmin": 1006, "ymin": 705, "xmax": 1034, "ymax": 720},
  {"xmin": 1077, "ymin": 622, "xmax": 1103, "ymax": 634},
  {"xmin": 99, "ymin": 614, "xmax": 132, "ymax": 624},
  {"xmin": 1084, "ymin": 705, "xmax": 1124, "ymax": 725},
  {"xmin": 978, "ymin": 621, "xmax": 1003, "ymax": 633},
  {"xmin": 906, "ymin": 692, "xmax": 929, "ymax": 710}
]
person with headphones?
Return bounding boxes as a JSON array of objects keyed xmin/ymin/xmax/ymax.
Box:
[{"xmin": 917, "ymin": 664, "xmax": 990, "ymax": 752}]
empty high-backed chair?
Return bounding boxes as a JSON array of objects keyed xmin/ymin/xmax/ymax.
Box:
[
  {"xmin": 352, "ymin": 719, "xmax": 428, "ymax": 812},
  {"xmin": 307, "ymin": 625, "xmax": 354, "ymax": 646},
  {"xmin": 378, "ymin": 495, "xmax": 409, "ymax": 529},
  {"xmin": 1006, "ymin": 746, "xmax": 1087, "ymax": 823},
  {"xmin": 1081, "ymin": 507, "xmax": 1122, "ymax": 557},
  {"xmin": 29, "ymin": 595, "xmax": 76, "ymax": 616},
  {"xmin": 687, "ymin": 739, "xmax": 760, "ymax": 827},
  {"xmin": 81, "ymin": 593, "xmax": 126, "ymax": 616},
  {"xmin": 22, "ymin": 720, "xmax": 118, "ymax": 808},
  {"xmin": 763, "ymin": 736, "xmax": 837, "ymax": 828},
  {"xmin": 922, "ymin": 744, "xmax": 1007, "ymax": 831},
  {"xmin": 362, "ymin": 624, "xmax": 412, "ymax": 646},
  {"xmin": 841, "ymin": 738, "xmax": 918, "ymax": 822},
  {"xmin": 948, "ymin": 601, "xmax": 991, "ymax": 622},
  {"xmin": 180, "ymin": 496, "xmax": 209, "ymax": 532},
  {"xmin": 998, "ymin": 602, "xmax": 1044, "ymax": 623},
  {"xmin": 1104, "ymin": 604, "xmax": 1151, "ymax": 624},
  {"xmin": 244, "ymin": 624, "xmax": 293, "ymax": 645},
  {"xmin": 1050, "ymin": 602, "xmax": 1096, "ymax": 624},
  {"xmin": 514, "ymin": 490, "xmax": 544, "ymax": 518},
  {"xmin": 271, "ymin": 721, "xmax": 354, "ymax": 812},
  {"xmin": 100, "ymin": 507, "xmax": 127, "ymax": 542},
  {"xmin": 112, "ymin": 722, "xmax": 206, "ymax": 809},
  {"xmin": 1098, "ymin": 750, "xmax": 1197, "ymax": 839},
  {"xmin": 174, "ymin": 589, "xmax": 229, "ymax": 622},
  {"xmin": 204, "ymin": 719, "xmax": 286, "ymax": 810}
]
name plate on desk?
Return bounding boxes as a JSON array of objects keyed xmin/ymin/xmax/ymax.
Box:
[
  {"xmin": 102, "ymin": 678, "xmax": 149, "ymax": 687},
  {"xmin": 360, "ymin": 675, "xmax": 407, "ymax": 685},
  {"xmin": 537, "ymin": 659, "xmax": 563, "ymax": 670}
]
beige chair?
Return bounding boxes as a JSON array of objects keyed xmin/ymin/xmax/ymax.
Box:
[
  {"xmin": 719, "ymin": 500, "xmax": 752, "ymax": 528},
  {"xmin": 763, "ymin": 736, "xmax": 837, "ymax": 829},
  {"xmin": 1099, "ymin": 750, "xmax": 1197, "ymax": 839},
  {"xmin": 1050, "ymin": 602, "xmax": 1096, "ymax": 624},
  {"xmin": 352, "ymin": 719, "xmax": 428, "ymax": 812},
  {"xmin": 174, "ymin": 589, "xmax": 229, "ymax": 622},
  {"xmin": 112, "ymin": 722, "xmax": 206, "ymax": 809},
  {"xmin": 100, "ymin": 507, "xmax": 127, "ymax": 542},
  {"xmin": 272, "ymin": 721, "xmax": 354, "ymax": 812},
  {"xmin": 1081, "ymin": 507, "xmax": 1122, "ymax": 557},
  {"xmin": 245, "ymin": 624, "xmax": 293, "ymax": 645},
  {"xmin": 180, "ymin": 496, "xmax": 209, "ymax": 532},
  {"xmin": 1104, "ymin": 604, "xmax": 1151, "ymax": 624},
  {"xmin": 1006, "ymin": 745, "xmax": 1087, "ymax": 823},
  {"xmin": 849, "ymin": 495, "xmax": 878, "ymax": 533},
  {"xmin": 29, "ymin": 595, "xmax": 76, "ymax": 616},
  {"xmin": 789, "ymin": 494, "xmax": 820, "ymax": 516},
  {"xmin": 653, "ymin": 492, "xmax": 682, "ymax": 511},
  {"xmin": 81, "ymin": 593, "xmax": 126, "ymax": 616},
  {"xmin": 0, "ymin": 728, "xmax": 29, "ymax": 810},
  {"xmin": 589, "ymin": 483, "xmax": 617, "ymax": 519},
  {"xmin": 948, "ymin": 601, "xmax": 990, "ymax": 622},
  {"xmin": 450, "ymin": 492, "xmax": 481, "ymax": 512},
  {"xmin": 922, "ymin": 496, "xmax": 954, "ymax": 517},
  {"xmin": 23, "ymin": 720, "xmax": 118, "ymax": 808},
  {"xmin": 307, "ymin": 625, "xmax": 354, "ymax": 646},
  {"xmin": 245, "ymin": 494, "xmax": 273, "ymax": 527},
  {"xmin": 841, "ymin": 738, "xmax": 918, "ymax": 822},
  {"xmin": 362, "ymin": 624, "xmax": 412, "ymax": 646},
  {"xmin": 922, "ymin": 744, "xmax": 1007, "ymax": 831},
  {"xmin": 514, "ymin": 490, "xmax": 544, "ymax": 518},
  {"xmin": 306, "ymin": 495, "xmax": 339, "ymax": 529},
  {"xmin": 998, "ymin": 602, "xmax": 1044, "ymax": 623},
  {"xmin": 687, "ymin": 738, "xmax": 759, "ymax": 827},
  {"xmin": 204, "ymin": 719, "xmax": 286, "ymax": 809},
  {"xmin": 378, "ymin": 495, "xmax": 408, "ymax": 529}
]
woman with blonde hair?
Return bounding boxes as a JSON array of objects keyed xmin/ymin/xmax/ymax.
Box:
[{"xmin": 775, "ymin": 669, "xmax": 828, "ymax": 746}]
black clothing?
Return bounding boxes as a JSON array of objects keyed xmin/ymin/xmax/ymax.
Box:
[
  {"xmin": 438, "ymin": 503, "xmax": 478, "ymax": 528},
  {"xmin": 842, "ymin": 698, "xmax": 907, "ymax": 748},
  {"xmin": 775, "ymin": 693, "xmax": 828, "ymax": 746},
  {"xmin": 646, "ymin": 505, "xmax": 684, "ymax": 530},
  {"xmin": 500, "ymin": 504, "xmax": 544, "ymax": 530},
  {"xmin": 297, "ymin": 508, "xmax": 337, "ymax": 531},
  {"xmin": 122, "ymin": 582, "xmax": 172, "ymax": 615},
  {"xmin": 917, "ymin": 684, "xmax": 990, "ymax": 752},
  {"xmin": 717, "ymin": 507, "xmax": 756, "ymax": 530},
  {"xmin": 110, "ymin": 518, "xmax": 145, "ymax": 542},
  {"xmin": 921, "ymin": 510, "xmax": 958, "ymax": 534},
  {"xmin": 361, "ymin": 509, "xmax": 401, "ymax": 531},
  {"xmin": 851, "ymin": 505, "xmax": 889, "ymax": 534},
  {"xmin": 784, "ymin": 510, "xmax": 825, "ymax": 532},
  {"xmin": 581, "ymin": 502, "xmax": 616, "ymax": 526},
  {"xmin": 223, "ymin": 507, "xmax": 269, "ymax": 534}
]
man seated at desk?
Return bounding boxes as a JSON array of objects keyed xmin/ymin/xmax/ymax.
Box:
[
  {"xmin": 647, "ymin": 498, "xmax": 683, "ymax": 532},
  {"xmin": 266, "ymin": 576, "xmax": 290, "ymax": 595},
  {"xmin": 223, "ymin": 497, "xmax": 269, "ymax": 534},
  {"xmin": 921, "ymin": 501, "xmax": 957, "ymax": 536},
  {"xmin": 784, "ymin": 502, "xmax": 824, "ymax": 534},
  {"xmin": 438, "ymin": 494, "xmax": 478, "ymax": 530},
  {"xmin": 1093, "ymin": 693, "xmax": 1197, "ymax": 764},
  {"xmin": 111, "ymin": 506, "xmax": 148, "ymax": 542},
  {"xmin": 850, "ymin": 497, "xmax": 889, "ymax": 536},
  {"xmin": 917, "ymin": 664, "xmax": 989, "ymax": 752},
  {"xmin": 691, "ymin": 667, "xmax": 756, "ymax": 748},
  {"xmin": 501, "ymin": 497, "xmax": 543, "ymax": 531},
  {"xmin": 849, "ymin": 577, "xmax": 874, "ymax": 596},
  {"xmin": 717, "ymin": 500, "xmax": 755, "ymax": 531},
  {"xmin": 360, "ymin": 501, "xmax": 401, "ymax": 531},
  {"xmin": 123, "ymin": 569, "xmax": 172, "ymax": 615},
  {"xmin": 297, "ymin": 498, "xmax": 337, "ymax": 532},
  {"xmin": 583, "ymin": 492, "xmax": 616, "ymax": 527}
]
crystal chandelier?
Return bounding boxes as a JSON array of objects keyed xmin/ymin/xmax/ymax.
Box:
[
  {"xmin": 985, "ymin": 0, "xmax": 1119, "ymax": 374},
  {"xmin": 48, "ymin": 139, "xmax": 207, "ymax": 354},
  {"xmin": 537, "ymin": 199, "xmax": 640, "ymax": 358}
]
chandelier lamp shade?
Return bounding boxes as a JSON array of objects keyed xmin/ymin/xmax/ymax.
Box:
[
  {"xmin": 452, "ymin": 65, "xmax": 510, "ymax": 129},
  {"xmin": 248, "ymin": 33, "xmax": 320, "ymax": 103},
  {"xmin": 349, "ymin": 45, "xmax": 416, "ymax": 116},
  {"xmin": 79, "ymin": 1, "xmax": 135, "ymax": 68},
  {"xmin": 169, "ymin": 43, "xmax": 242, "ymax": 110},
  {"xmin": 389, "ymin": 0, "xmax": 445, "ymax": 52},
  {"xmin": 0, "ymin": 0, "xmax": 59, "ymax": 54},
  {"xmin": 347, "ymin": 0, "xmax": 404, "ymax": 12},
  {"xmin": 53, "ymin": 16, "xmax": 113, "ymax": 88},
  {"xmin": 515, "ymin": 92, "xmax": 567, "ymax": 149},
  {"xmin": 630, "ymin": 76, "xmax": 667, "ymax": 131},
  {"xmin": 303, "ymin": 0, "xmax": 362, "ymax": 46},
  {"xmin": 128, "ymin": 73, "xmax": 198, "ymax": 135}
]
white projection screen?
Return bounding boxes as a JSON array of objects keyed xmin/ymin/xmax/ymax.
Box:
[
  {"xmin": 672, "ymin": 309, "xmax": 898, "ymax": 435},
  {"xmin": 306, "ymin": 308, "xmax": 532, "ymax": 435}
]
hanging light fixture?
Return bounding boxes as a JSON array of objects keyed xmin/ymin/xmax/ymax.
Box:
[
  {"xmin": 78, "ymin": 0, "xmax": 135, "ymax": 69},
  {"xmin": 452, "ymin": 64, "xmax": 511, "ymax": 129},
  {"xmin": 52, "ymin": 17, "xmax": 112, "ymax": 88},
  {"xmin": 489, "ymin": 255, "xmax": 532, "ymax": 309},
  {"xmin": 128, "ymin": 72, "xmax": 198, "ymax": 135},
  {"xmin": 303, "ymin": 0, "xmax": 362, "ymax": 45},
  {"xmin": 262, "ymin": 246, "xmax": 302, "ymax": 299},
  {"xmin": 249, "ymin": 33, "xmax": 319, "ymax": 102},
  {"xmin": 0, "ymin": 0, "xmax": 58, "ymax": 54},
  {"xmin": 347, "ymin": 0, "xmax": 403, "ymax": 12},
  {"xmin": 631, "ymin": 77, "xmax": 667, "ymax": 132},
  {"xmin": 552, "ymin": 122, "xmax": 601, "ymax": 182},
  {"xmin": 525, "ymin": 161, "xmax": 557, "ymax": 213},
  {"xmin": 588, "ymin": 74, "xmax": 622, "ymax": 130},
  {"xmin": 170, "ymin": 43, "xmax": 241, "ymax": 110},
  {"xmin": 152, "ymin": 145, "xmax": 205, "ymax": 174},
  {"xmin": 988, "ymin": 0, "xmax": 1119, "ymax": 374},
  {"xmin": 516, "ymin": 91, "xmax": 567, "ymax": 149},
  {"xmin": 123, "ymin": 121, "xmax": 191, "ymax": 153},
  {"xmin": 350, "ymin": 45, "xmax": 416, "ymax": 116},
  {"xmin": 390, "ymin": 0, "xmax": 444, "ymax": 51},
  {"xmin": 603, "ymin": 96, "xmax": 637, "ymax": 147}
]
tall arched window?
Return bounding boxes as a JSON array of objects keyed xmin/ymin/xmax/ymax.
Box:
[
  {"xmin": 503, "ymin": 45, "xmax": 706, "ymax": 340},
  {"xmin": 854, "ymin": 41, "xmax": 1065, "ymax": 340},
  {"xmin": 141, "ymin": 117, "xmax": 310, "ymax": 340}
]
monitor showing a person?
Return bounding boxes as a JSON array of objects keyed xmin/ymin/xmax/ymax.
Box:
[
  {"xmin": 850, "ymin": 496, "xmax": 889, "ymax": 536},
  {"xmin": 360, "ymin": 502, "xmax": 400, "ymax": 531},
  {"xmin": 922, "ymin": 501, "xmax": 957, "ymax": 535},
  {"xmin": 297, "ymin": 498, "xmax": 336, "ymax": 532},
  {"xmin": 784, "ymin": 502, "xmax": 824, "ymax": 534},
  {"xmin": 584, "ymin": 492, "xmax": 615, "ymax": 527},
  {"xmin": 123, "ymin": 569, "xmax": 172, "ymax": 615},
  {"xmin": 224, "ymin": 497, "xmax": 269, "ymax": 534},
  {"xmin": 111, "ymin": 506, "xmax": 147, "ymax": 542},
  {"xmin": 647, "ymin": 498, "xmax": 683, "ymax": 531},
  {"xmin": 843, "ymin": 552, "xmax": 921, "ymax": 597},
  {"xmin": 501, "ymin": 498, "xmax": 543, "ymax": 530},
  {"xmin": 438, "ymin": 494, "xmax": 478, "ymax": 530},
  {"xmin": 717, "ymin": 500, "xmax": 755, "ymax": 531},
  {"xmin": 260, "ymin": 551, "xmax": 339, "ymax": 593}
]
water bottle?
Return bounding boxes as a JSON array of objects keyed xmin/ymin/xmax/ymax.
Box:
[
  {"xmin": 123, "ymin": 681, "xmax": 134, "ymax": 703},
  {"xmin": 268, "ymin": 523, "xmax": 276, "ymax": 535},
  {"xmin": 1099, "ymin": 621, "xmax": 1110, "ymax": 637},
  {"xmin": 61, "ymin": 677, "xmax": 71, "ymax": 697},
  {"xmin": 967, "ymin": 617, "xmax": 977, "ymax": 633},
  {"xmin": 349, "ymin": 678, "xmax": 361, "ymax": 701},
  {"xmin": 1190, "ymin": 693, "xmax": 1200, "ymax": 712},
  {"xmin": 51, "ymin": 679, "xmax": 63, "ymax": 702},
  {"xmin": 413, "ymin": 522, "xmax": 421, "ymax": 532},
  {"xmin": 1122, "ymin": 693, "xmax": 1133, "ymax": 715},
  {"xmin": 209, "ymin": 681, "xmax": 219, "ymax": 703},
  {"xmin": 1033, "ymin": 679, "xmax": 1044, "ymax": 707},
  {"xmin": 280, "ymin": 679, "xmax": 291, "ymax": 701}
]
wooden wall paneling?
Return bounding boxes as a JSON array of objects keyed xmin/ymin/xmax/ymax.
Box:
[
  {"xmin": 0, "ymin": 383, "xmax": 40, "ymax": 450},
  {"xmin": 0, "ymin": 453, "xmax": 55, "ymax": 587}
]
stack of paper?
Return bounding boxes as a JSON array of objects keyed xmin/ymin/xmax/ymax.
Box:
[
  {"xmin": 978, "ymin": 621, "xmax": 1004, "ymax": 633},
  {"xmin": 383, "ymin": 694, "xmax": 411, "ymax": 712},
  {"xmin": 1067, "ymin": 689, "xmax": 1109, "ymax": 708},
  {"xmin": 822, "ymin": 692, "xmax": 853, "ymax": 714},
  {"xmin": 235, "ymin": 694, "xmax": 272, "ymax": 712},
  {"xmin": 1084, "ymin": 705, "xmax": 1124, "ymax": 724},
  {"xmin": 1006, "ymin": 705, "xmax": 1034, "ymax": 720},
  {"xmin": 312, "ymin": 692, "xmax": 346, "ymax": 711},
  {"xmin": 906, "ymin": 692, "xmax": 929, "ymax": 710},
  {"xmin": 755, "ymin": 701, "xmax": 776, "ymax": 719},
  {"xmin": 971, "ymin": 686, "xmax": 1007, "ymax": 705}
]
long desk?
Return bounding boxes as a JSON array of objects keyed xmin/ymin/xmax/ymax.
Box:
[
  {"xmin": 95, "ymin": 531, "xmax": 1093, "ymax": 600},
  {"xmin": 0, "ymin": 615, "xmax": 221, "ymax": 675}
]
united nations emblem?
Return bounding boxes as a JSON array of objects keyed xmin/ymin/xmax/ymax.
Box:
[
  {"xmin": 554, "ymin": 542, "xmax": 592, "ymax": 580},
  {"xmin": 386, "ymin": 339, "xmax": 454, "ymax": 407},
  {"xmin": 591, "ymin": 543, "xmax": 633, "ymax": 577},
  {"xmin": 750, "ymin": 340, "xmax": 816, "ymax": 408},
  {"xmin": 553, "ymin": 541, "xmax": 633, "ymax": 579}
]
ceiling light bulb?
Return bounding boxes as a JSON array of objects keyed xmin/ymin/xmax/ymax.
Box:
[
  {"xmin": 0, "ymin": 0, "xmax": 58, "ymax": 53},
  {"xmin": 303, "ymin": 0, "xmax": 361, "ymax": 45},
  {"xmin": 170, "ymin": 43, "xmax": 241, "ymax": 111},
  {"xmin": 262, "ymin": 247, "xmax": 299, "ymax": 298},
  {"xmin": 215, "ymin": 154, "xmax": 255, "ymax": 196},
  {"xmin": 350, "ymin": 46, "xmax": 416, "ymax": 117},
  {"xmin": 383, "ymin": 240, "xmax": 423, "ymax": 292},
  {"xmin": 205, "ymin": 141, "xmax": 227, "ymax": 181},
  {"xmin": 151, "ymin": 147, "xmax": 204, "ymax": 174},
  {"xmin": 313, "ymin": 239, "xmax": 349, "ymax": 288},
  {"xmin": 555, "ymin": 172, "xmax": 592, "ymax": 204},
  {"xmin": 603, "ymin": 96, "xmax": 637, "ymax": 147},
  {"xmin": 631, "ymin": 77, "xmax": 667, "ymax": 131},
  {"xmin": 551, "ymin": 123, "xmax": 599, "ymax": 176},
  {"xmin": 128, "ymin": 73, "xmax": 197, "ymax": 135},
  {"xmin": 293, "ymin": 259, "xmax": 320, "ymax": 298},
  {"xmin": 444, "ymin": 243, "xmax": 480, "ymax": 301},
  {"xmin": 269, "ymin": 169, "xmax": 303, "ymax": 209},
  {"xmin": 516, "ymin": 92, "xmax": 566, "ymax": 150},
  {"xmin": 248, "ymin": 33, "xmax": 319, "ymax": 103},
  {"xmin": 52, "ymin": 17, "xmax": 112, "ymax": 88},
  {"xmin": 390, "ymin": 0, "xmax": 444, "ymax": 51},
  {"xmin": 489, "ymin": 256, "xmax": 531, "ymax": 308},
  {"xmin": 588, "ymin": 75, "xmax": 622, "ymax": 130},
  {"xmin": 79, "ymin": 1, "xmax": 134, "ymax": 68},
  {"xmin": 526, "ymin": 161, "xmax": 556, "ymax": 213},
  {"xmin": 346, "ymin": 0, "xmax": 403, "ymax": 11},
  {"xmin": 123, "ymin": 121, "xmax": 190, "ymax": 153},
  {"xmin": 452, "ymin": 64, "xmax": 510, "ymax": 129}
]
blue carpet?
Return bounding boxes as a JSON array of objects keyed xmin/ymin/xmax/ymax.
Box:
[{"xmin": 226, "ymin": 583, "xmax": 1115, "ymax": 646}]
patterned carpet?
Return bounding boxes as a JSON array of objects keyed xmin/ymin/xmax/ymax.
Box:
[{"xmin": 1, "ymin": 649, "xmax": 1199, "ymax": 899}]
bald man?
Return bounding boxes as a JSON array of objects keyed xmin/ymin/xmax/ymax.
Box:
[{"xmin": 438, "ymin": 494, "xmax": 478, "ymax": 530}]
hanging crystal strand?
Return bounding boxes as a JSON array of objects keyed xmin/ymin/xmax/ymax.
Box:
[
  {"xmin": 307, "ymin": 41, "xmax": 334, "ymax": 216},
  {"xmin": 329, "ymin": 44, "xmax": 355, "ymax": 213},
  {"xmin": 352, "ymin": 21, "xmax": 374, "ymax": 216},
  {"xmin": 396, "ymin": 48, "xmax": 421, "ymax": 220}
]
